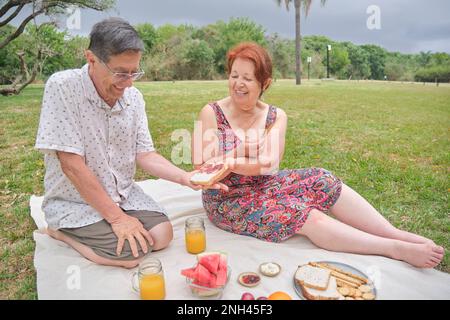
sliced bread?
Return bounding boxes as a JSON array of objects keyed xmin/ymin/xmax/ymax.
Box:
[
  {"xmin": 300, "ymin": 276, "xmax": 342, "ymax": 300},
  {"xmin": 295, "ymin": 264, "xmax": 331, "ymax": 290},
  {"xmin": 190, "ymin": 163, "xmax": 228, "ymax": 186}
]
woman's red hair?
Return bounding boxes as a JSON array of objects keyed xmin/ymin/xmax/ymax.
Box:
[{"xmin": 227, "ymin": 42, "xmax": 273, "ymax": 93}]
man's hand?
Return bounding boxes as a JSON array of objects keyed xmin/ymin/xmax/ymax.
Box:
[{"xmin": 110, "ymin": 214, "xmax": 154, "ymax": 258}]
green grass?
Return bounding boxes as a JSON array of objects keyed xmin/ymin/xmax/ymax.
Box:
[{"xmin": 0, "ymin": 79, "xmax": 449, "ymax": 299}]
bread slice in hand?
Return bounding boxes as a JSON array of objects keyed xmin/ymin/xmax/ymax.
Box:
[
  {"xmin": 295, "ymin": 264, "xmax": 331, "ymax": 290},
  {"xmin": 190, "ymin": 163, "xmax": 229, "ymax": 186},
  {"xmin": 300, "ymin": 276, "xmax": 342, "ymax": 300}
]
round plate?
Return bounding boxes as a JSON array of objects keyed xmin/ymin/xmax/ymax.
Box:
[
  {"xmin": 293, "ymin": 261, "xmax": 377, "ymax": 300},
  {"xmin": 238, "ymin": 272, "xmax": 261, "ymax": 287},
  {"xmin": 259, "ymin": 262, "xmax": 282, "ymax": 277}
]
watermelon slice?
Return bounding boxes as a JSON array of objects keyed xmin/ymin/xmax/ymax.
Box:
[
  {"xmin": 181, "ymin": 251, "xmax": 230, "ymax": 297},
  {"xmin": 215, "ymin": 253, "xmax": 228, "ymax": 286},
  {"xmin": 197, "ymin": 252, "xmax": 221, "ymax": 274},
  {"xmin": 181, "ymin": 267, "xmax": 197, "ymax": 279},
  {"xmin": 195, "ymin": 263, "xmax": 215, "ymax": 288},
  {"xmin": 181, "ymin": 264, "xmax": 216, "ymax": 287},
  {"xmin": 192, "ymin": 279, "xmax": 210, "ymax": 288},
  {"xmin": 208, "ymin": 273, "xmax": 218, "ymax": 288}
]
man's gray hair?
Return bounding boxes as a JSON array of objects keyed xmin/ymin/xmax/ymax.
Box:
[{"xmin": 88, "ymin": 17, "xmax": 144, "ymax": 62}]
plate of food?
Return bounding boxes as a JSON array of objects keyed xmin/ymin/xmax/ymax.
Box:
[
  {"xmin": 190, "ymin": 162, "xmax": 229, "ymax": 186},
  {"xmin": 293, "ymin": 261, "xmax": 377, "ymax": 300}
]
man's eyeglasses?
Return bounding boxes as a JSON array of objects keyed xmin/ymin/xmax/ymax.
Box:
[{"xmin": 99, "ymin": 59, "xmax": 145, "ymax": 82}]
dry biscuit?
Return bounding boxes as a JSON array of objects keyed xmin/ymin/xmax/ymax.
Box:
[
  {"xmin": 336, "ymin": 278, "xmax": 359, "ymax": 288},
  {"xmin": 362, "ymin": 292, "xmax": 376, "ymax": 300},
  {"xmin": 338, "ymin": 287, "xmax": 350, "ymax": 296},
  {"xmin": 359, "ymin": 285, "xmax": 372, "ymax": 293},
  {"xmin": 312, "ymin": 262, "xmax": 369, "ymax": 284},
  {"xmin": 353, "ymin": 289, "xmax": 362, "ymax": 298}
]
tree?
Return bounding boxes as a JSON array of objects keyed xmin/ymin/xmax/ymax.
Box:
[
  {"xmin": 275, "ymin": 0, "xmax": 327, "ymax": 85},
  {"xmin": 341, "ymin": 41, "xmax": 371, "ymax": 79},
  {"xmin": 142, "ymin": 24, "xmax": 197, "ymax": 81},
  {"xmin": 0, "ymin": 0, "xmax": 114, "ymax": 50},
  {"xmin": 135, "ymin": 23, "xmax": 158, "ymax": 54},
  {"xmin": 429, "ymin": 52, "xmax": 450, "ymax": 66},
  {"xmin": 180, "ymin": 39, "xmax": 215, "ymax": 79},
  {"xmin": 327, "ymin": 45, "xmax": 350, "ymax": 78},
  {"xmin": 415, "ymin": 65, "xmax": 450, "ymax": 83},
  {"xmin": 0, "ymin": 23, "xmax": 61, "ymax": 95},
  {"xmin": 360, "ymin": 44, "xmax": 387, "ymax": 80},
  {"xmin": 266, "ymin": 33, "xmax": 295, "ymax": 79},
  {"xmin": 0, "ymin": 24, "xmax": 23, "ymax": 83},
  {"xmin": 0, "ymin": 0, "xmax": 114, "ymax": 95},
  {"xmin": 209, "ymin": 18, "xmax": 267, "ymax": 74},
  {"xmin": 416, "ymin": 51, "xmax": 432, "ymax": 67},
  {"xmin": 302, "ymin": 35, "xmax": 332, "ymax": 52},
  {"xmin": 60, "ymin": 35, "xmax": 90, "ymax": 71},
  {"xmin": 383, "ymin": 52, "xmax": 417, "ymax": 81}
]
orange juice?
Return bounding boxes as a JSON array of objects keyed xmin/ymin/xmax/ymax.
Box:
[
  {"xmin": 139, "ymin": 273, "xmax": 166, "ymax": 300},
  {"xmin": 185, "ymin": 229, "xmax": 206, "ymax": 254}
]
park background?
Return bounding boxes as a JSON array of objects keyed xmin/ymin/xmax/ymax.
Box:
[{"xmin": 0, "ymin": 0, "xmax": 449, "ymax": 299}]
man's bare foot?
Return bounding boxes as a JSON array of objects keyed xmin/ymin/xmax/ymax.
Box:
[
  {"xmin": 45, "ymin": 228, "xmax": 64, "ymax": 240},
  {"xmin": 45, "ymin": 228, "xmax": 142, "ymax": 269},
  {"xmin": 393, "ymin": 241, "xmax": 445, "ymax": 268}
]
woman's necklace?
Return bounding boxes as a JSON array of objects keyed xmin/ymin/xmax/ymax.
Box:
[
  {"xmin": 227, "ymin": 102, "xmax": 263, "ymax": 129},
  {"xmin": 232, "ymin": 108, "xmax": 266, "ymax": 144}
]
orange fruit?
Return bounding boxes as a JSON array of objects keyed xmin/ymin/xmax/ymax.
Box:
[{"xmin": 267, "ymin": 291, "xmax": 292, "ymax": 300}]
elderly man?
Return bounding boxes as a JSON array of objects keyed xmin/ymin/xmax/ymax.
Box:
[{"xmin": 35, "ymin": 18, "xmax": 225, "ymax": 268}]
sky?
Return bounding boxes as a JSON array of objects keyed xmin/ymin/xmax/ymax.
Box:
[{"xmin": 11, "ymin": 0, "xmax": 450, "ymax": 53}]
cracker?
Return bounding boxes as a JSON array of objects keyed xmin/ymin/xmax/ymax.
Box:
[
  {"xmin": 338, "ymin": 287, "xmax": 350, "ymax": 296},
  {"xmin": 336, "ymin": 278, "xmax": 359, "ymax": 288},
  {"xmin": 312, "ymin": 262, "xmax": 369, "ymax": 284},
  {"xmin": 353, "ymin": 289, "xmax": 362, "ymax": 298},
  {"xmin": 347, "ymin": 288, "xmax": 355, "ymax": 297},
  {"xmin": 359, "ymin": 285, "xmax": 372, "ymax": 293},
  {"xmin": 332, "ymin": 271, "xmax": 363, "ymax": 286},
  {"xmin": 362, "ymin": 292, "xmax": 376, "ymax": 300}
]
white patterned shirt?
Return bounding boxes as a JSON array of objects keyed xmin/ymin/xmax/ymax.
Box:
[{"xmin": 35, "ymin": 64, "xmax": 167, "ymax": 229}]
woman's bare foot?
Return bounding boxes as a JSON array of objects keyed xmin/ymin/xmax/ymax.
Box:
[
  {"xmin": 392, "ymin": 241, "xmax": 445, "ymax": 268},
  {"xmin": 391, "ymin": 228, "xmax": 437, "ymax": 245}
]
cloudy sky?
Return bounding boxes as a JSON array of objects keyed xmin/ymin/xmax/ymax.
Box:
[{"xmin": 19, "ymin": 0, "xmax": 450, "ymax": 53}]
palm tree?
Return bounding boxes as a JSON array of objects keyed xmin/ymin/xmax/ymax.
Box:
[{"xmin": 275, "ymin": 0, "xmax": 327, "ymax": 85}]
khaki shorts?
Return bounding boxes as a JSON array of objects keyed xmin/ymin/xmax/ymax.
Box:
[{"xmin": 59, "ymin": 210, "xmax": 169, "ymax": 261}]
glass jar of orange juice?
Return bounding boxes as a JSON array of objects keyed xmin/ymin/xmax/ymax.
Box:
[
  {"xmin": 185, "ymin": 217, "xmax": 206, "ymax": 254},
  {"xmin": 132, "ymin": 257, "xmax": 166, "ymax": 300}
]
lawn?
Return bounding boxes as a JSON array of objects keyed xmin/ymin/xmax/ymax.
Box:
[{"xmin": 0, "ymin": 79, "xmax": 449, "ymax": 299}]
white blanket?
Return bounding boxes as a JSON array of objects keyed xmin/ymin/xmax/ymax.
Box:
[{"xmin": 31, "ymin": 179, "xmax": 450, "ymax": 300}]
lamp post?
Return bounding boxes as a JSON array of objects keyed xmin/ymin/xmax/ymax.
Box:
[
  {"xmin": 327, "ymin": 45, "xmax": 331, "ymax": 78},
  {"xmin": 307, "ymin": 56, "xmax": 312, "ymax": 80}
]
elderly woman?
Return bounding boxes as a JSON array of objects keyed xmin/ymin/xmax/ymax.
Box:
[{"xmin": 192, "ymin": 42, "xmax": 444, "ymax": 268}]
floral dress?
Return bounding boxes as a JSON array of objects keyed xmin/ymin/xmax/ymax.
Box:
[{"xmin": 202, "ymin": 102, "xmax": 343, "ymax": 243}]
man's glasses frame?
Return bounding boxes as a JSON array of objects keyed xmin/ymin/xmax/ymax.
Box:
[{"xmin": 99, "ymin": 58, "xmax": 145, "ymax": 82}]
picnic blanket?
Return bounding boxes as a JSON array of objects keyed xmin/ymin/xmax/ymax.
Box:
[{"xmin": 31, "ymin": 179, "xmax": 450, "ymax": 300}]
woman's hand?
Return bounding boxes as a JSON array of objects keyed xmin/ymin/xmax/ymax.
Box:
[{"xmin": 181, "ymin": 170, "xmax": 229, "ymax": 192}]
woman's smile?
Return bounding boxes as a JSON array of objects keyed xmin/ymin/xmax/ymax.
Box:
[{"xmin": 234, "ymin": 89, "xmax": 248, "ymax": 97}]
